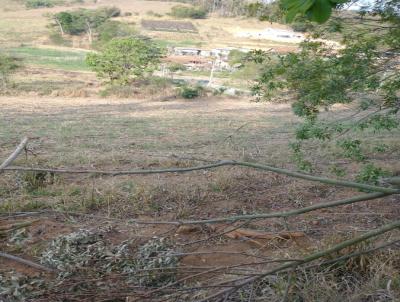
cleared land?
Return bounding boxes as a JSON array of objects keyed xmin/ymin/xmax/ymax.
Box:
[
  {"xmin": 142, "ymin": 19, "xmax": 198, "ymax": 33},
  {"xmin": 1, "ymin": 95, "xmax": 399, "ymax": 301},
  {"xmin": 0, "ymin": 0, "xmax": 298, "ymax": 50},
  {"xmin": 0, "ymin": 0, "xmax": 399, "ymax": 301}
]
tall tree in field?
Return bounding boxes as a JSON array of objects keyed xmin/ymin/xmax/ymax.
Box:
[
  {"xmin": 53, "ymin": 7, "xmax": 121, "ymax": 43},
  {"xmin": 252, "ymin": 0, "xmax": 399, "ymax": 182},
  {"xmin": 86, "ymin": 37, "xmax": 165, "ymax": 85}
]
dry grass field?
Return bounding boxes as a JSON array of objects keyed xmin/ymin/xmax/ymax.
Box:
[
  {"xmin": 0, "ymin": 0, "xmax": 180, "ymax": 46},
  {"xmin": 1, "ymin": 0, "xmax": 400, "ymax": 301},
  {"xmin": 0, "ymin": 0, "xmax": 297, "ymax": 50},
  {"xmin": 1, "ymin": 94, "xmax": 399, "ymax": 301}
]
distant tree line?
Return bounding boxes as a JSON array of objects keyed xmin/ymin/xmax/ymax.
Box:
[
  {"xmin": 53, "ymin": 7, "xmax": 121, "ymax": 43},
  {"xmin": 148, "ymin": 0, "xmax": 313, "ymax": 31},
  {"xmin": 169, "ymin": 5, "xmax": 208, "ymax": 19},
  {"xmin": 25, "ymin": 0, "xmax": 84, "ymax": 9}
]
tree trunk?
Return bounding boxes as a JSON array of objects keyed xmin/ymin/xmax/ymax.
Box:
[
  {"xmin": 55, "ymin": 18, "xmax": 64, "ymax": 36},
  {"xmin": 86, "ymin": 20, "xmax": 93, "ymax": 44}
]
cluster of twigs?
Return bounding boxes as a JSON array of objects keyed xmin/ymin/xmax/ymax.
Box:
[{"xmin": 1, "ymin": 137, "xmax": 399, "ymax": 301}]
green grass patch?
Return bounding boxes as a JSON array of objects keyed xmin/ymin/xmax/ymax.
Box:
[{"xmin": 7, "ymin": 47, "xmax": 89, "ymax": 71}]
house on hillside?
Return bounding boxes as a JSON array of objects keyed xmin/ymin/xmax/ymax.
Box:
[
  {"xmin": 173, "ymin": 47, "xmax": 201, "ymax": 56},
  {"xmin": 210, "ymin": 48, "xmax": 234, "ymax": 60},
  {"xmin": 235, "ymin": 28, "xmax": 304, "ymax": 42},
  {"xmin": 164, "ymin": 55, "xmax": 211, "ymax": 71}
]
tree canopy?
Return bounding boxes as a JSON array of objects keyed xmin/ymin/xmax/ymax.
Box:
[
  {"xmin": 54, "ymin": 7, "xmax": 121, "ymax": 36},
  {"xmin": 252, "ymin": 0, "xmax": 399, "ymax": 181},
  {"xmin": 86, "ymin": 37, "xmax": 165, "ymax": 85}
]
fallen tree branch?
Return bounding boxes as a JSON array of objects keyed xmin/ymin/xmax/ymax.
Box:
[
  {"xmin": 195, "ymin": 219, "xmax": 400, "ymax": 302},
  {"xmin": 224, "ymin": 229, "xmax": 305, "ymax": 240},
  {"xmin": 0, "ymin": 251, "xmax": 54, "ymax": 272},
  {"xmin": 134, "ymin": 192, "xmax": 389, "ymax": 225},
  {"xmin": 52, "ymin": 192, "xmax": 390, "ymax": 225},
  {"xmin": 3, "ymin": 160, "xmax": 399, "ymax": 193},
  {"xmin": 0, "ymin": 137, "xmax": 28, "ymax": 172},
  {"xmin": 0, "ymin": 220, "xmax": 38, "ymax": 232}
]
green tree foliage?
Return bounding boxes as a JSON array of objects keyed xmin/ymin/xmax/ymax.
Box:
[
  {"xmin": 168, "ymin": 63, "xmax": 187, "ymax": 72},
  {"xmin": 245, "ymin": 1, "xmax": 285, "ymax": 22},
  {"xmin": 86, "ymin": 37, "xmax": 165, "ymax": 85},
  {"xmin": 95, "ymin": 21, "xmax": 136, "ymax": 48},
  {"xmin": 173, "ymin": 0, "xmax": 246, "ymax": 17},
  {"xmin": 169, "ymin": 5, "xmax": 207, "ymax": 19},
  {"xmin": 179, "ymin": 85, "xmax": 203, "ymax": 99},
  {"xmin": 243, "ymin": 1, "xmax": 314, "ymax": 32},
  {"xmin": 251, "ymin": 0, "xmax": 399, "ymax": 181},
  {"xmin": 227, "ymin": 49, "xmax": 247, "ymax": 65},
  {"xmin": 0, "ymin": 54, "xmax": 21, "ymax": 89},
  {"xmin": 54, "ymin": 7, "xmax": 121, "ymax": 36},
  {"xmin": 25, "ymin": 0, "xmax": 55, "ymax": 8},
  {"xmin": 282, "ymin": 0, "xmax": 348, "ymax": 23}
]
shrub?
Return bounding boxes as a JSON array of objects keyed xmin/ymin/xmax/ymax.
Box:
[
  {"xmin": 25, "ymin": 0, "xmax": 56, "ymax": 8},
  {"xmin": 0, "ymin": 54, "xmax": 21, "ymax": 90},
  {"xmin": 95, "ymin": 21, "xmax": 136, "ymax": 48},
  {"xmin": 146, "ymin": 10, "xmax": 163, "ymax": 17},
  {"xmin": 291, "ymin": 20, "xmax": 315, "ymax": 32},
  {"xmin": 235, "ymin": 62, "xmax": 261, "ymax": 80},
  {"xmin": 86, "ymin": 37, "xmax": 165, "ymax": 84},
  {"xmin": 245, "ymin": 1, "xmax": 284, "ymax": 22},
  {"xmin": 169, "ymin": 5, "xmax": 207, "ymax": 19},
  {"xmin": 168, "ymin": 63, "xmax": 187, "ymax": 72},
  {"xmin": 54, "ymin": 7, "xmax": 121, "ymax": 36},
  {"xmin": 356, "ymin": 164, "xmax": 389, "ymax": 186},
  {"xmin": 179, "ymin": 84, "xmax": 203, "ymax": 99},
  {"xmin": 245, "ymin": 2, "xmax": 264, "ymax": 17},
  {"xmin": 228, "ymin": 49, "xmax": 247, "ymax": 66}
]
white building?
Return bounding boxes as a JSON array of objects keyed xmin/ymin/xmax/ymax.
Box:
[
  {"xmin": 235, "ymin": 28, "xmax": 304, "ymax": 43},
  {"xmin": 173, "ymin": 47, "xmax": 201, "ymax": 56}
]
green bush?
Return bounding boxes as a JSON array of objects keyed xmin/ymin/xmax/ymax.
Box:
[
  {"xmin": 54, "ymin": 7, "xmax": 121, "ymax": 36},
  {"xmin": 146, "ymin": 10, "xmax": 163, "ymax": 17},
  {"xmin": 356, "ymin": 164, "xmax": 389, "ymax": 186},
  {"xmin": 169, "ymin": 5, "xmax": 207, "ymax": 19},
  {"xmin": 25, "ymin": 0, "xmax": 56, "ymax": 8},
  {"xmin": 231, "ymin": 62, "xmax": 262, "ymax": 81},
  {"xmin": 291, "ymin": 20, "xmax": 315, "ymax": 32},
  {"xmin": 245, "ymin": 2, "xmax": 264, "ymax": 17},
  {"xmin": 86, "ymin": 37, "xmax": 165, "ymax": 84},
  {"xmin": 228, "ymin": 49, "xmax": 247, "ymax": 66},
  {"xmin": 179, "ymin": 85, "xmax": 203, "ymax": 99},
  {"xmin": 168, "ymin": 63, "xmax": 187, "ymax": 72},
  {"xmin": 245, "ymin": 1, "xmax": 284, "ymax": 23},
  {"xmin": 0, "ymin": 54, "xmax": 21, "ymax": 89},
  {"xmin": 95, "ymin": 21, "xmax": 136, "ymax": 48}
]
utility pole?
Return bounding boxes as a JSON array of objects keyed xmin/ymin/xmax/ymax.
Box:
[{"xmin": 208, "ymin": 59, "xmax": 216, "ymax": 87}]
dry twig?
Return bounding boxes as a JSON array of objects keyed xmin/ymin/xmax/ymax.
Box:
[{"xmin": 0, "ymin": 137, "xmax": 28, "ymax": 172}]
